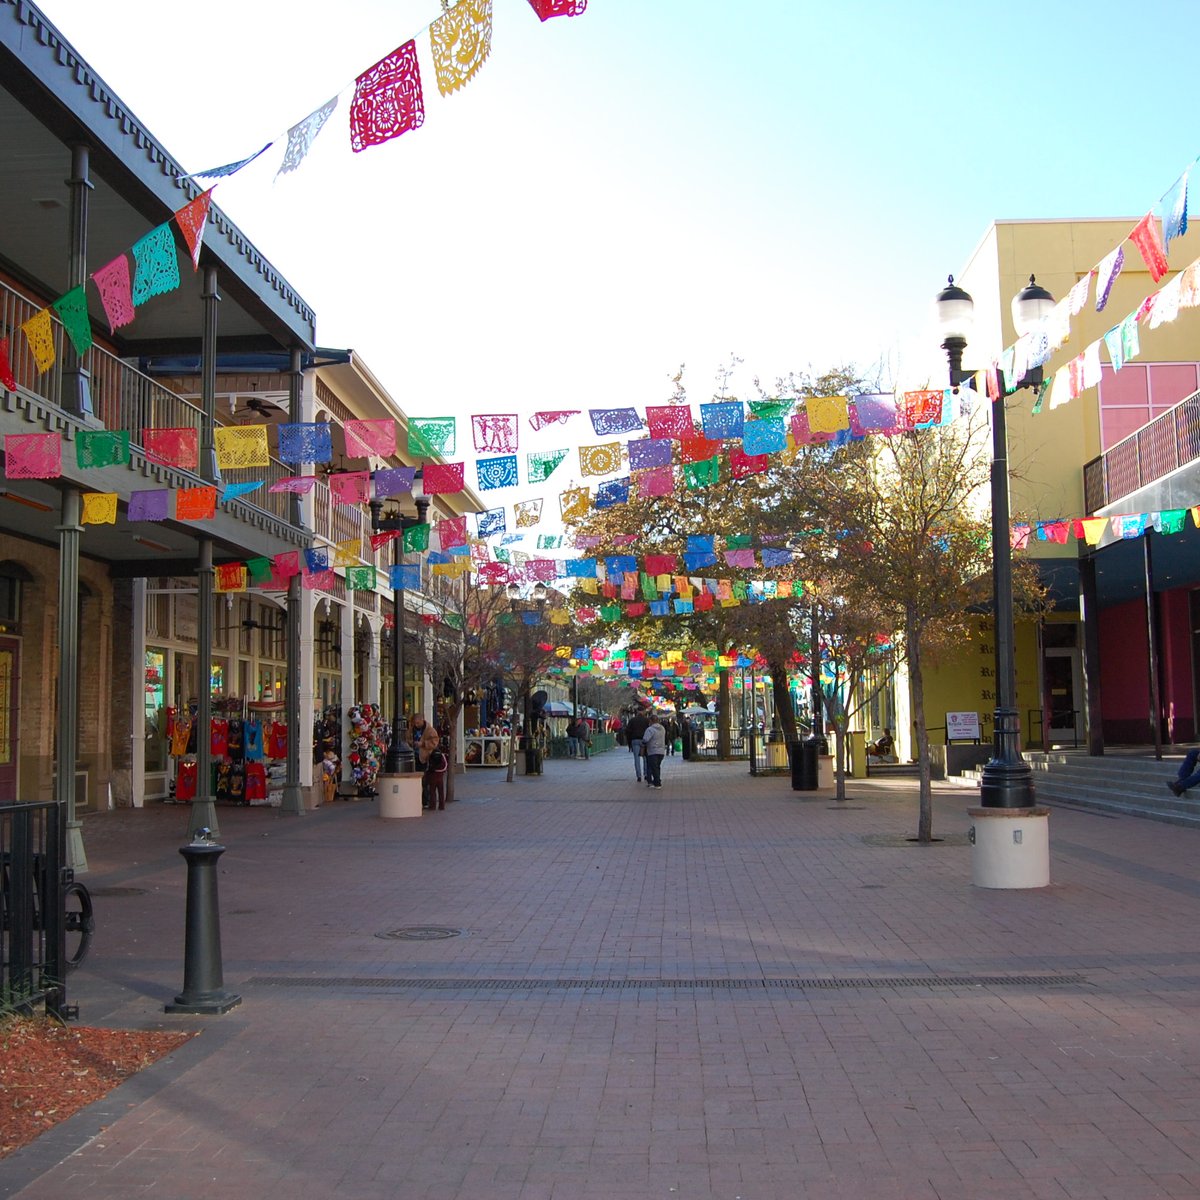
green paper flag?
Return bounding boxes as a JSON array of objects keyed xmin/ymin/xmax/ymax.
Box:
[
  {"xmin": 246, "ymin": 557, "xmax": 273, "ymax": 585},
  {"xmin": 402, "ymin": 523, "xmax": 430, "ymax": 553},
  {"xmin": 684, "ymin": 456, "xmax": 720, "ymax": 489},
  {"xmin": 53, "ymin": 285, "xmax": 94, "ymax": 356},
  {"xmin": 76, "ymin": 429, "xmax": 130, "ymax": 469},
  {"xmin": 345, "ymin": 566, "xmax": 377, "ymax": 591},
  {"xmin": 408, "ymin": 417, "xmax": 456, "ymax": 457},
  {"xmin": 528, "ymin": 449, "xmax": 568, "ymax": 483}
]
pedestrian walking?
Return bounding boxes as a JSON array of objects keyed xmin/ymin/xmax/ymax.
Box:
[
  {"xmin": 642, "ymin": 716, "xmax": 666, "ymax": 789},
  {"xmin": 625, "ymin": 710, "xmax": 650, "ymax": 781}
]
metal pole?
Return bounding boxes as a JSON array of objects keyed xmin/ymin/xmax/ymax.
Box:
[
  {"xmin": 385, "ymin": 531, "xmax": 412, "ymax": 773},
  {"xmin": 1144, "ymin": 531, "xmax": 1163, "ymax": 759},
  {"xmin": 189, "ymin": 264, "xmax": 221, "ymax": 836},
  {"xmin": 978, "ymin": 391, "xmax": 1035, "ymax": 808},
  {"xmin": 57, "ymin": 489, "xmax": 86, "ymax": 871},
  {"xmin": 1079, "ymin": 552, "xmax": 1105, "ymax": 756},
  {"xmin": 281, "ymin": 347, "xmax": 306, "ymax": 815},
  {"xmin": 62, "ymin": 143, "xmax": 94, "ymax": 417}
]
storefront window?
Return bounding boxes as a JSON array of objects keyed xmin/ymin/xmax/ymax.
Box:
[{"xmin": 144, "ymin": 648, "xmax": 167, "ymax": 772}]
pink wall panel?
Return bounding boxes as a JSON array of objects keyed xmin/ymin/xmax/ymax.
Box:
[
  {"xmin": 1098, "ymin": 599, "xmax": 1149, "ymax": 721},
  {"xmin": 1158, "ymin": 589, "xmax": 1194, "ymax": 742}
]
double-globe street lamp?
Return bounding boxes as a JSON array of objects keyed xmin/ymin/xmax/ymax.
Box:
[
  {"xmin": 368, "ymin": 485, "xmax": 430, "ymax": 774},
  {"xmin": 934, "ymin": 273, "xmax": 1055, "ymax": 810}
]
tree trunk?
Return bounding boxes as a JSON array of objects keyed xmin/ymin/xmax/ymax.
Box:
[
  {"xmin": 834, "ymin": 720, "xmax": 847, "ymax": 802},
  {"xmin": 768, "ymin": 657, "xmax": 798, "ymax": 744},
  {"xmin": 717, "ymin": 668, "xmax": 731, "ymax": 758},
  {"xmin": 906, "ymin": 617, "xmax": 934, "ymax": 842},
  {"xmin": 444, "ymin": 701, "xmax": 462, "ymax": 803}
]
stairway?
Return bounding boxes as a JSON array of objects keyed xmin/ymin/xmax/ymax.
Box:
[
  {"xmin": 955, "ymin": 750, "xmax": 1200, "ymax": 828},
  {"xmin": 866, "ymin": 761, "xmax": 921, "ymax": 779}
]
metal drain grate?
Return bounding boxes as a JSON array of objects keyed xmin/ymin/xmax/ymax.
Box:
[
  {"xmin": 249, "ymin": 973, "xmax": 1086, "ymax": 993},
  {"xmin": 89, "ymin": 886, "xmax": 149, "ymax": 897},
  {"xmin": 375, "ymin": 926, "xmax": 466, "ymax": 941}
]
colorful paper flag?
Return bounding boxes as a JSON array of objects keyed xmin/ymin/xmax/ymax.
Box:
[
  {"xmin": 277, "ymin": 100, "xmax": 337, "ymax": 179},
  {"xmin": 131, "ymin": 223, "xmax": 181, "ymax": 306},
  {"xmin": 176, "ymin": 486, "xmax": 218, "ymax": 520},
  {"xmin": 91, "ymin": 256, "xmax": 135, "ymax": 333},
  {"xmin": 430, "ymin": 0, "xmax": 492, "ymax": 96},
  {"xmin": 76, "ymin": 429, "xmax": 130, "ymax": 470},
  {"xmin": 80, "ymin": 492, "xmax": 117, "ymax": 525},
  {"xmin": 215, "ymin": 425, "xmax": 270, "ymax": 470},
  {"xmin": 350, "ymin": 41, "xmax": 425, "ymax": 151},
  {"xmin": 1129, "ymin": 212, "xmax": 1170, "ymax": 282},
  {"xmin": 5, "ymin": 432, "xmax": 62, "ymax": 479},
  {"xmin": 20, "ymin": 309, "xmax": 55, "ymax": 374},
  {"xmin": 173, "ymin": 189, "xmax": 213, "ymax": 269},
  {"xmin": 344, "ymin": 418, "xmax": 396, "ymax": 459},
  {"xmin": 52, "ymin": 286, "xmax": 92, "ymax": 356}
]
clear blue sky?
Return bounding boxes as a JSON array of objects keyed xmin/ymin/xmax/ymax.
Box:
[{"xmin": 36, "ymin": 0, "xmax": 1200, "ymax": 433}]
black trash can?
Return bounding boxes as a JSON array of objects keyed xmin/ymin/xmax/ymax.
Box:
[
  {"xmin": 682, "ymin": 728, "xmax": 693, "ymax": 760},
  {"xmin": 790, "ymin": 737, "xmax": 819, "ymax": 791}
]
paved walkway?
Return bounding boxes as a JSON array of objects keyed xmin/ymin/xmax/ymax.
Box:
[{"xmin": 4, "ymin": 750, "xmax": 1200, "ymax": 1199}]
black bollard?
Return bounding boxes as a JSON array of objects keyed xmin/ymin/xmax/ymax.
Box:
[{"xmin": 165, "ymin": 829, "xmax": 241, "ymax": 1014}]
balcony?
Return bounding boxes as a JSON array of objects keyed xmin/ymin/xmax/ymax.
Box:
[
  {"xmin": 1, "ymin": 278, "xmax": 293, "ymax": 522},
  {"xmin": 1083, "ymin": 389, "xmax": 1200, "ymax": 513}
]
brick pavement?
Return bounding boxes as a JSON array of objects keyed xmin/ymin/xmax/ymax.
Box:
[{"xmin": 4, "ymin": 749, "xmax": 1200, "ymax": 1199}]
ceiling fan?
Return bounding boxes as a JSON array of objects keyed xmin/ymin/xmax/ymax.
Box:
[{"xmin": 231, "ymin": 394, "xmax": 289, "ymax": 423}]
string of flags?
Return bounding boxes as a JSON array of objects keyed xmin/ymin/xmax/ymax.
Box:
[
  {"xmin": 979, "ymin": 152, "xmax": 1200, "ymax": 413},
  {"xmin": 191, "ymin": 0, "xmax": 586, "ymax": 182}
]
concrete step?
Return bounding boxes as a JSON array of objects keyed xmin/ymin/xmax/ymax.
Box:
[{"xmin": 954, "ymin": 755, "xmax": 1200, "ymax": 829}]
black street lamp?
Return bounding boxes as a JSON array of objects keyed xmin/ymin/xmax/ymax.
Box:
[
  {"xmin": 934, "ymin": 273, "xmax": 1056, "ymax": 809},
  {"xmin": 368, "ymin": 486, "xmax": 430, "ymax": 774}
]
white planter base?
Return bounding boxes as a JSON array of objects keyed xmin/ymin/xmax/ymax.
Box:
[
  {"xmin": 969, "ymin": 807, "xmax": 1050, "ymax": 889},
  {"xmin": 377, "ymin": 773, "xmax": 423, "ymax": 819}
]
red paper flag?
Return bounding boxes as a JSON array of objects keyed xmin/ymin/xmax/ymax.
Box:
[
  {"xmin": 173, "ymin": 189, "xmax": 213, "ymax": 270},
  {"xmin": 1129, "ymin": 212, "xmax": 1170, "ymax": 283},
  {"xmin": 176, "ymin": 486, "xmax": 217, "ymax": 520},
  {"xmin": 646, "ymin": 405, "xmax": 694, "ymax": 439},
  {"xmin": 681, "ymin": 434, "xmax": 722, "ymax": 463},
  {"xmin": 422, "ymin": 462, "xmax": 465, "ymax": 494},
  {"xmin": 729, "ymin": 446, "xmax": 768, "ymax": 479},
  {"xmin": 0, "ymin": 338, "xmax": 17, "ymax": 392},
  {"xmin": 350, "ymin": 41, "xmax": 424, "ymax": 152},
  {"xmin": 528, "ymin": 0, "xmax": 587, "ymax": 19},
  {"xmin": 143, "ymin": 427, "xmax": 199, "ymax": 470}
]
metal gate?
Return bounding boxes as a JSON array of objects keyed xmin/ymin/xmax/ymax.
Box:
[{"xmin": 0, "ymin": 801, "xmax": 75, "ymax": 1019}]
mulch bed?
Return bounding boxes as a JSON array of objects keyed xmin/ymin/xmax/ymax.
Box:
[{"xmin": 0, "ymin": 1015, "xmax": 194, "ymax": 1159}]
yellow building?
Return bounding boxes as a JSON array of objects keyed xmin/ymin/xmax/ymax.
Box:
[{"xmin": 913, "ymin": 215, "xmax": 1200, "ymax": 759}]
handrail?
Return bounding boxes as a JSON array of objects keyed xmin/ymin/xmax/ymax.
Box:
[
  {"xmin": 0, "ymin": 278, "xmax": 294, "ymax": 523},
  {"xmin": 1085, "ymin": 387, "xmax": 1200, "ymax": 512}
]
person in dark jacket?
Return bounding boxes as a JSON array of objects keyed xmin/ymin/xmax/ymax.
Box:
[{"xmin": 624, "ymin": 711, "xmax": 650, "ymax": 781}]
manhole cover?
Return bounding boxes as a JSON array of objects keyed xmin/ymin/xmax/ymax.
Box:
[
  {"xmin": 375, "ymin": 926, "xmax": 465, "ymax": 941},
  {"xmin": 89, "ymin": 886, "xmax": 148, "ymax": 897}
]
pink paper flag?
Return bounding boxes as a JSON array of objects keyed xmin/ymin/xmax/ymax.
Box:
[
  {"xmin": 472, "ymin": 414, "xmax": 519, "ymax": 453},
  {"xmin": 344, "ymin": 418, "xmax": 396, "ymax": 458},
  {"xmin": 302, "ymin": 569, "xmax": 336, "ymax": 590},
  {"xmin": 328, "ymin": 471, "xmax": 370, "ymax": 505},
  {"xmin": 350, "ymin": 41, "xmax": 425, "ymax": 152},
  {"xmin": 274, "ymin": 551, "xmax": 302, "ymax": 578},
  {"xmin": 268, "ymin": 475, "xmax": 319, "ymax": 494},
  {"xmin": 529, "ymin": 410, "xmax": 579, "ymax": 430},
  {"xmin": 91, "ymin": 256, "xmax": 136, "ymax": 332},
  {"xmin": 636, "ymin": 466, "xmax": 675, "ymax": 497},
  {"xmin": 422, "ymin": 462, "xmax": 465, "ymax": 494},
  {"xmin": 5, "ymin": 432, "xmax": 62, "ymax": 479}
]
